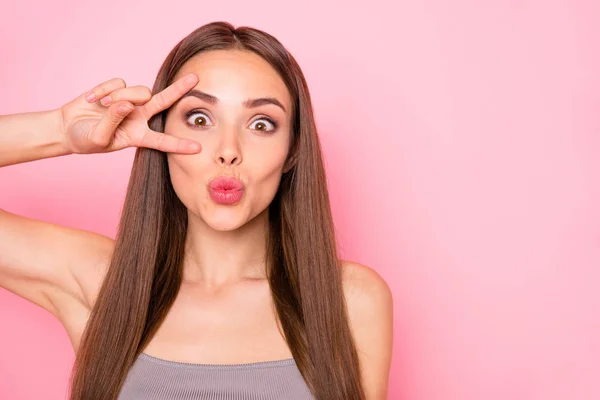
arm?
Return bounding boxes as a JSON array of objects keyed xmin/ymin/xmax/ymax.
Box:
[
  {"xmin": 0, "ymin": 109, "xmax": 69, "ymax": 167},
  {"xmin": 0, "ymin": 74, "xmax": 201, "ymax": 317},
  {"xmin": 0, "ymin": 109, "xmax": 112, "ymax": 316},
  {"xmin": 0, "ymin": 208, "xmax": 113, "ymax": 315}
]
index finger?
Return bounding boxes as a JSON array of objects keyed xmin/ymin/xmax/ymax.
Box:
[
  {"xmin": 138, "ymin": 129, "xmax": 202, "ymax": 154},
  {"xmin": 142, "ymin": 73, "xmax": 199, "ymax": 117}
]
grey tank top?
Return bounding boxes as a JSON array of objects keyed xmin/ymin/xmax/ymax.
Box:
[{"xmin": 117, "ymin": 352, "xmax": 315, "ymax": 400}]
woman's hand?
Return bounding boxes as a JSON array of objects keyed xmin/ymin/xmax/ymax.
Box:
[{"xmin": 59, "ymin": 73, "xmax": 201, "ymax": 154}]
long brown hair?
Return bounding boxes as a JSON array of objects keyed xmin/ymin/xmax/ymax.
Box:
[{"xmin": 68, "ymin": 21, "xmax": 365, "ymax": 400}]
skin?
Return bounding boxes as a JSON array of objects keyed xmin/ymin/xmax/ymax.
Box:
[
  {"xmin": 0, "ymin": 49, "xmax": 393, "ymax": 399},
  {"xmin": 163, "ymin": 50, "xmax": 292, "ymax": 288},
  {"xmin": 150, "ymin": 50, "xmax": 394, "ymax": 398},
  {"xmin": 139, "ymin": 49, "xmax": 298, "ymax": 367}
]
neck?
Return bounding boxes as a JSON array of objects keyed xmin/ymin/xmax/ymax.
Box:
[{"xmin": 182, "ymin": 208, "xmax": 269, "ymax": 289}]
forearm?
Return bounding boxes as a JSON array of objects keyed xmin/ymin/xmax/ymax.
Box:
[{"xmin": 0, "ymin": 109, "xmax": 71, "ymax": 168}]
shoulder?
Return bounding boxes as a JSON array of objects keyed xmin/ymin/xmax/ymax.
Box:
[
  {"xmin": 340, "ymin": 260, "xmax": 393, "ymax": 330},
  {"xmin": 341, "ymin": 260, "xmax": 393, "ymax": 399}
]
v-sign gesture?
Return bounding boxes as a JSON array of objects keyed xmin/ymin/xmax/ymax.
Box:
[{"xmin": 60, "ymin": 73, "xmax": 202, "ymax": 155}]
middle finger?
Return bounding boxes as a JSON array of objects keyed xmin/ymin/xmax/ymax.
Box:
[
  {"xmin": 141, "ymin": 73, "xmax": 199, "ymax": 118},
  {"xmin": 98, "ymin": 85, "xmax": 153, "ymax": 107}
]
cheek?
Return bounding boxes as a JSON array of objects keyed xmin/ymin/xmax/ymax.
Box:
[
  {"xmin": 166, "ymin": 154, "xmax": 205, "ymax": 208},
  {"xmin": 246, "ymin": 148, "xmax": 288, "ymax": 202},
  {"xmin": 165, "ymin": 137, "xmax": 289, "ymax": 210}
]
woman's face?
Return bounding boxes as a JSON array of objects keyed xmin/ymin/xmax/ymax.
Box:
[{"xmin": 164, "ymin": 50, "xmax": 292, "ymax": 231}]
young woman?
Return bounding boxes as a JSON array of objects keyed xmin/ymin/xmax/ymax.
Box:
[{"xmin": 0, "ymin": 21, "xmax": 393, "ymax": 400}]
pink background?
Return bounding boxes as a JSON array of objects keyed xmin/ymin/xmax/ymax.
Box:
[{"xmin": 1, "ymin": 1, "xmax": 599, "ymax": 399}]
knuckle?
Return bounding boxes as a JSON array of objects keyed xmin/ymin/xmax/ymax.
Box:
[
  {"xmin": 142, "ymin": 87, "xmax": 152, "ymax": 100},
  {"xmin": 108, "ymin": 107, "xmax": 124, "ymax": 124},
  {"xmin": 153, "ymin": 92, "xmax": 166, "ymax": 109},
  {"xmin": 111, "ymin": 77, "xmax": 126, "ymax": 88},
  {"xmin": 155, "ymin": 133, "xmax": 166, "ymax": 150}
]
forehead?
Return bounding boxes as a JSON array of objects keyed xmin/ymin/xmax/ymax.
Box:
[{"xmin": 173, "ymin": 50, "xmax": 291, "ymax": 110}]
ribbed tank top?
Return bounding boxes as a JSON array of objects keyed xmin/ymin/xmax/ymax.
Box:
[{"xmin": 117, "ymin": 352, "xmax": 315, "ymax": 399}]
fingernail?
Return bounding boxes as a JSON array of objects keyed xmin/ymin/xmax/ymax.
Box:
[
  {"xmin": 100, "ymin": 96, "xmax": 112, "ymax": 106},
  {"xmin": 85, "ymin": 92, "xmax": 96, "ymax": 102},
  {"xmin": 189, "ymin": 142, "xmax": 201, "ymax": 152},
  {"xmin": 118, "ymin": 104, "xmax": 133, "ymax": 113}
]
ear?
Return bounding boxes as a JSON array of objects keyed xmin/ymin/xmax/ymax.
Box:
[
  {"xmin": 282, "ymin": 164, "xmax": 293, "ymax": 174},
  {"xmin": 282, "ymin": 152, "xmax": 297, "ymax": 174}
]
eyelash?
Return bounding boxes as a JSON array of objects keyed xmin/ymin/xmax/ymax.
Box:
[{"xmin": 184, "ymin": 109, "xmax": 279, "ymax": 132}]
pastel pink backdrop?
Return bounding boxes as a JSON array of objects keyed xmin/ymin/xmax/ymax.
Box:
[{"xmin": 0, "ymin": 1, "xmax": 598, "ymax": 399}]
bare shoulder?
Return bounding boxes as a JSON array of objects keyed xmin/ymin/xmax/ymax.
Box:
[
  {"xmin": 341, "ymin": 260, "xmax": 394, "ymax": 400},
  {"xmin": 0, "ymin": 207, "xmax": 115, "ymax": 351}
]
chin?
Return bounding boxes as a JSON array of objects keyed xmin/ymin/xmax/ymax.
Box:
[
  {"xmin": 200, "ymin": 206, "xmax": 250, "ymax": 231},
  {"xmin": 206, "ymin": 219, "xmax": 246, "ymax": 232}
]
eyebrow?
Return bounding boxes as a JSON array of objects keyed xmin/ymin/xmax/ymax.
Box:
[{"xmin": 178, "ymin": 89, "xmax": 287, "ymax": 113}]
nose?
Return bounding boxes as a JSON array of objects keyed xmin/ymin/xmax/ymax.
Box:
[{"xmin": 214, "ymin": 127, "xmax": 242, "ymax": 167}]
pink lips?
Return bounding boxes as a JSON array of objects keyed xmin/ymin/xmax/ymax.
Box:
[{"xmin": 208, "ymin": 176, "xmax": 245, "ymax": 205}]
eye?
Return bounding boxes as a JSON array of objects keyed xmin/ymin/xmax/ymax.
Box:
[
  {"xmin": 185, "ymin": 110, "xmax": 213, "ymax": 127},
  {"xmin": 249, "ymin": 117, "xmax": 278, "ymax": 133},
  {"xmin": 184, "ymin": 109, "xmax": 278, "ymax": 133}
]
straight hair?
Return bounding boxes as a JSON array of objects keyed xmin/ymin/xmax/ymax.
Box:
[{"xmin": 68, "ymin": 21, "xmax": 365, "ymax": 400}]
